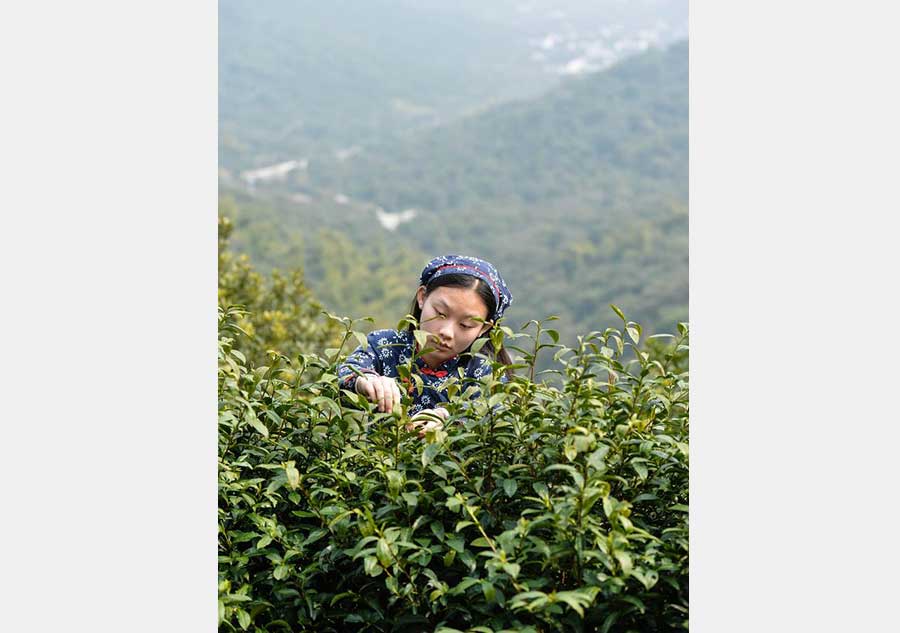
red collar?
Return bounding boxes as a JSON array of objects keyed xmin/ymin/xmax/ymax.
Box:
[{"xmin": 419, "ymin": 366, "xmax": 449, "ymax": 378}]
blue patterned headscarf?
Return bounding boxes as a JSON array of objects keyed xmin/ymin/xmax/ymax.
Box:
[{"xmin": 419, "ymin": 254, "xmax": 513, "ymax": 322}]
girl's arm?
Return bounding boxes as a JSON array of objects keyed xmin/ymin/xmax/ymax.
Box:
[
  {"xmin": 337, "ymin": 331, "xmax": 384, "ymax": 391},
  {"xmin": 338, "ymin": 330, "xmax": 403, "ymax": 413}
]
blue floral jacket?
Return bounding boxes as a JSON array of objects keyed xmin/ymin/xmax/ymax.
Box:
[{"xmin": 337, "ymin": 328, "xmax": 500, "ymax": 415}]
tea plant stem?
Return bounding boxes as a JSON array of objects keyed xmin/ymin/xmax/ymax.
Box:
[
  {"xmin": 529, "ymin": 323, "xmax": 543, "ymax": 384},
  {"xmin": 376, "ymin": 526, "xmax": 421, "ymax": 604},
  {"xmin": 443, "ymin": 448, "xmax": 499, "ymax": 522},
  {"xmin": 463, "ymin": 502, "xmax": 528, "ymax": 594},
  {"xmin": 484, "ymin": 403, "xmax": 496, "ymax": 492}
]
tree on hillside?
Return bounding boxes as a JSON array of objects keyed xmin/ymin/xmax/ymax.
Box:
[{"xmin": 218, "ymin": 215, "xmax": 342, "ymax": 366}]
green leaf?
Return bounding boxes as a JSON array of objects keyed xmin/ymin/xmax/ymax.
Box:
[
  {"xmin": 421, "ymin": 443, "xmax": 441, "ymax": 467},
  {"xmin": 482, "ymin": 580, "xmax": 496, "ymax": 603},
  {"xmin": 614, "ymin": 550, "xmax": 633, "ymax": 575},
  {"xmin": 273, "ymin": 564, "xmax": 289, "ymax": 580},
  {"xmin": 555, "ymin": 593, "xmax": 586, "ymax": 617},
  {"xmin": 612, "ymin": 334, "xmax": 624, "ymax": 356},
  {"xmin": 364, "ymin": 555, "xmax": 382, "ymax": 577},
  {"xmin": 502, "ymin": 562, "xmax": 520, "ymax": 579},
  {"xmin": 285, "ymin": 463, "xmax": 300, "ymax": 489},
  {"xmin": 237, "ymin": 608, "xmax": 251, "ymax": 630},
  {"xmin": 610, "ymin": 304, "xmax": 626, "ymax": 322},
  {"xmin": 626, "ymin": 322, "xmax": 641, "ymax": 344},
  {"xmin": 413, "ymin": 329, "xmax": 430, "ymax": 350},
  {"xmin": 545, "ymin": 463, "xmax": 584, "ymax": 488},
  {"xmin": 488, "ymin": 393, "xmax": 506, "ymax": 408},
  {"xmin": 243, "ymin": 410, "xmax": 268, "ymax": 437},
  {"xmin": 310, "ymin": 396, "xmax": 341, "ymax": 418},
  {"xmin": 446, "ymin": 536, "xmax": 465, "ymax": 553},
  {"xmin": 502, "ymin": 478, "xmax": 518, "ymax": 498},
  {"xmin": 632, "ymin": 461, "xmax": 648, "ymax": 480},
  {"xmin": 385, "ymin": 575, "xmax": 399, "ymax": 595},
  {"xmin": 386, "ymin": 470, "xmax": 403, "ymax": 497},
  {"xmin": 376, "ymin": 538, "xmax": 393, "ymax": 567},
  {"xmin": 587, "ymin": 445, "xmax": 610, "ymax": 470},
  {"xmin": 352, "ymin": 331, "xmax": 369, "ymax": 350},
  {"xmin": 459, "ymin": 550, "xmax": 476, "ymax": 571},
  {"xmin": 452, "ymin": 577, "xmax": 480, "ymax": 594},
  {"xmin": 600, "ymin": 611, "xmax": 619, "ymax": 633},
  {"xmin": 442, "ymin": 549, "xmax": 456, "ymax": 566},
  {"xmin": 633, "ymin": 568, "xmax": 659, "ymax": 590},
  {"xmin": 469, "ymin": 337, "xmax": 488, "ymax": 354},
  {"xmin": 546, "ymin": 329, "xmax": 559, "ymax": 343},
  {"xmin": 303, "ymin": 529, "xmax": 328, "ymax": 547},
  {"xmin": 603, "ymin": 496, "xmax": 616, "ymax": 518},
  {"xmin": 619, "ymin": 595, "xmax": 646, "ymax": 613}
]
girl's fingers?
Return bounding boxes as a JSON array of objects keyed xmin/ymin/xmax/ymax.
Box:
[
  {"xmin": 417, "ymin": 417, "xmax": 443, "ymax": 438},
  {"xmin": 380, "ymin": 377, "xmax": 401, "ymax": 413},
  {"xmin": 372, "ymin": 379, "xmax": 385, "ymax": 411},
  {"xmin": 357, "ymin": 375, "xmax": 404, "ymax": 413},
  {"xmin": 360, "ymin": 377, "xmax": 379, "ymax": 404},
  {"xmin": 377, "ymin": 377, "xmax": 391, "ymax": 412},
  {"xmin": 391, "ymin": 381, "xmax": 402, "ymax": 411}
]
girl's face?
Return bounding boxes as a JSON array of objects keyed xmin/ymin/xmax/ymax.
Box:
[{"xmin": 416, "ymin": 284, "xmax": 492, "ymax": 367}]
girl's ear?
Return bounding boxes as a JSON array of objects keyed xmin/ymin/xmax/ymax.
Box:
[{"xmin": 416, "ymin": 286, "xmax": 426, "ymax": 310}]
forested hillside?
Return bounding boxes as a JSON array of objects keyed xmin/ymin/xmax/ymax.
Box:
[
  {"xmin": 219, "ymin": 0, "xmax": 553, "ymax": 172},
  {"xmin": 314, "ymin": 41, "xmax": 687, "ymax": 209},
  {"xmin": 221, "ymin": 41, "xmax": 687, "ymax": 345}
]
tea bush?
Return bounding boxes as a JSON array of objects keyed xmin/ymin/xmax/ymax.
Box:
[
  {"xmin": 219, "ymin": 215, "xmax": 343, "ymax": 366},
  {"xmin": 218, "ymin": 306, "xmax": 688, "ymax": 632}
]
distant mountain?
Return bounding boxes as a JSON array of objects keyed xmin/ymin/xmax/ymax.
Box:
[
  {"xmin": 315, "ymin": 40, "xmax": 687, "ymax": 211},
  {"xmin": 219, "ymin": 0, "xmax": 688, "ymax": 173},
  {"xmin": 219, "ymin": 0, "xmax": 555, "ymax": 171},
  {"xmin": 222, "ymin": 41, "xmax": 688, "ymax": 344}
]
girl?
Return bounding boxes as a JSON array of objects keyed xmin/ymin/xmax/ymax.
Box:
[{"xmin": 338, "ymin": 254, "xmax": 513, "ymax": 433}]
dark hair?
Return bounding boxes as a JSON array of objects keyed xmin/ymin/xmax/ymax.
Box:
[{"xmin": 406, "ymin": 273, "xmax": 514, "ymax": 379}]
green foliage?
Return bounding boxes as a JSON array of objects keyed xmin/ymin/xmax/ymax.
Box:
[
  {"xmin": 219, "ymin": 306, "xmax": 689, "ymax": 631},
  {"xmin": 218, "ymin": 214, "xmax": 342, "ymax": 366},
  {"xmin": 220, "ymin": 193, "xmax": 430, "ymax": 332}
]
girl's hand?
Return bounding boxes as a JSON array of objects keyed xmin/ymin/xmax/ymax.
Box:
[
  {"xmin": 407, "ymin": 407, "xmax": 449, "ymax": 437},
  {"xmin": 355, "ymin": 374, "xmax": 403, "ymax": 413}
]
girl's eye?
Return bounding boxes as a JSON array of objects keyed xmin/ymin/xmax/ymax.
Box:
[{"xmin": 461, "ymin": 323, "xmax": 474, "ymax": 330}]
